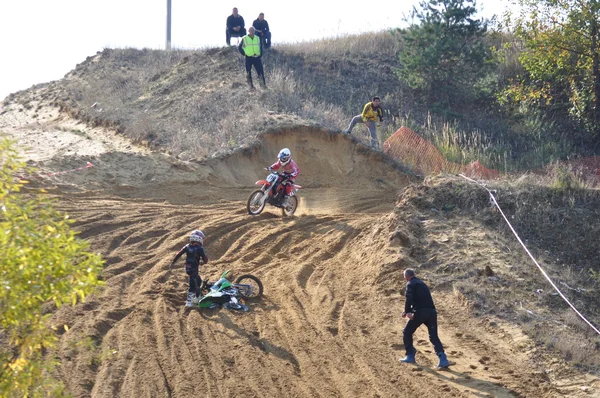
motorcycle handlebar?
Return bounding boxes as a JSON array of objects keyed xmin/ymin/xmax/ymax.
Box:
[{"xmin": 264, "ymin": 168, "xmax": 292, "ymax": 178}]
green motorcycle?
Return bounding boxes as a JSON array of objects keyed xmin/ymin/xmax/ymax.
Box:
[{"xmin": 197, "ymin": 270, "xmax": 263, "ymax": 311}]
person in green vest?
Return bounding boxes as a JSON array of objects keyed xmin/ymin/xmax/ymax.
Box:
[{"xmin": 238, "ymin": 26, "xmax": 266, "ymax": 89}]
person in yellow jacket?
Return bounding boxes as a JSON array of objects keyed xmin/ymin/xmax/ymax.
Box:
[
  {"xmin": 343, "ymin": 96, "xmax": 383, "ymax": 148},
  {"xmin": 238, "ymin": 26, "xmax": 266, "ymax": 89}
]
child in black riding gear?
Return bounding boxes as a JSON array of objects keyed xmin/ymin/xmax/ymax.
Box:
[{"xmin": 172, "ymin": 230, "xmax": 209, "ymax": 307}]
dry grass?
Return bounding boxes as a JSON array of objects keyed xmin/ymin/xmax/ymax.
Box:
[
  {"xmin": 422, "ymin": 119, "xmax": 511, "ymax": 171},
  {"xmin": 57, "ymin": 48, "xmax": 271, "ymax": 157},
  {"xmin": 4, "ymin": 30, "xmax": 593, "ymax": 174},
  {"xmin": 4, "ymin": 32, "xmax": 592, "ymax": 180},
  {"xmin": 454, "ymin": 266, "xmax": 600, "ymax": 368},
  {"xmin": 29, "ymin": 34, "xmax": 413, "ymax": 159},
  {"xmin": 399, "ymin": 114, "xmax": 582, "ymax": 175},
  {"xmin": 401, "ymin": 176, "xmax": 600, "ymax": 368},
  {"xmin": 278, "ymin": 31, "xmax": 403, "ymax": 58},
  {"xmin": 494, "ymin": 175, "xmax": 600, "ymax": 267},
  {"xmin": 525, "ymin": 309, "xmax": 600, "ymax": 367},
  {"xmin": 28, "ymin": 40, "xmax": 400, "ymax": 158},
  {"xmin": 263, "ymin": 69, "xmax": 348, "ymax": 130}
]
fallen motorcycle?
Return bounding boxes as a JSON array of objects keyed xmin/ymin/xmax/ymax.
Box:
[
  {"xmin": 247, "ymin": 169, "xmax": 302, "ymax": 217},
  {"xmin": 197, "ymin": 270, "xmax": 263, "ymax": 311}
]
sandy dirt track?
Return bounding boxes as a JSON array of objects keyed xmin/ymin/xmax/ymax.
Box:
[{"xmin": 2, "ymin": 101, "xmax": 599, "ymax": 397}]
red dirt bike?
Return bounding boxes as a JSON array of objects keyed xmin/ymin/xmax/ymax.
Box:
[{"xmin": 247, "ymin": 168, "xmax": 302, "ymax": 217}]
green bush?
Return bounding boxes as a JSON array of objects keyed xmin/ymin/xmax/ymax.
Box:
[{"xmin": 0, "ymin": 138, "xmax": 104, "ymax": 397}]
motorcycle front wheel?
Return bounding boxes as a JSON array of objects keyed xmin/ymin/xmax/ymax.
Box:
[
  {"xmin": 234, "ymin": 275, "xmax": 264, "ymax": 299},
  {"xmin": 247, "ymin": 190, "xmax": 267, "ymax": 215},
  {"xmin": 282, "ymin": 195, "xmax": 298, "ymax": 217}
]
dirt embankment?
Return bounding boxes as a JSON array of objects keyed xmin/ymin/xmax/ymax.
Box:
[{"xmin": 2, "ymin": 100, "xmax": 599, "ymax": 397}]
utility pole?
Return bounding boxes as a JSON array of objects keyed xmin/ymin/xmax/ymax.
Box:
[{"xmin": 166, "ymin": 0, "xmax": 172, "ymax": 50}]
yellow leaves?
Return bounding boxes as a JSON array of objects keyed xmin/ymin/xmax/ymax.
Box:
[
  {"xmin": 0, "ymin": 140, "xmax": 104, "ymax": 396},
  {"xmin": 70, "ymin": 288, "xmax": 87, "ymax": 306},
  {"xmin": 8, "ymin": 357, "xmax": 27, "ymax": 372}
]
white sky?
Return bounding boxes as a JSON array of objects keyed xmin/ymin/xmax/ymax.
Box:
[{"xmin": 0, "ymin": 0, "xmax": 511, "ymax": 100}]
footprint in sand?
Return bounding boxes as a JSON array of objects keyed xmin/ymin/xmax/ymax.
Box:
[{"xmin": 479, "ymin": 356, "xmax": 491, "ymax": 364}]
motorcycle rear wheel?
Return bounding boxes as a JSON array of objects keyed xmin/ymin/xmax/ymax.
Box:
[
  {"xmin": 234, "ymin": 275, "xmax": 264, "ymax": 299},
  {"xmin": 247, "ymin": 190, "xmax": 267, "ymax": 215},
  {"xmin": 282, "ymin": 196, "xmax": 298, "ymax": 217}
]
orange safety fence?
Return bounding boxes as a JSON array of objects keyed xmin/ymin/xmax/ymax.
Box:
[
  {"xmin": 383, "ymin": 126, "xmax": 457, "ymax": 175},
  {"xmin": 384, "ymin": 126, "xmax": 600, "ymax": 182},
  {"xmin": 383, "ymin": 126, "xmax": 600, "ymax": 184},
  {"xmin": 462, "ymin": 160, "xmax": 500, "ymax": 180},
  {"xmin": 383, "ymin": 126, "xmax": 500, "ymax": 179}
]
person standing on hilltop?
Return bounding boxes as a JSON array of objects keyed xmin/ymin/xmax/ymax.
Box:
[
  {"xmin": 343, "ymin": 96, "xmax": 384, "ymax": 148},
  {"xmin": 238, "ymin": 26, "xmax": 266, "ymax": 89},
  {"xmin": 226, "ymin": 7, "xmax": 246, "ymax": 46},
  {"xmin": 252, "ymin": 12, "xmax": 271, "ymax": 50},
  {"xmin": 399, "ymin": 268, "xmax": 450, "ymax": 368}
]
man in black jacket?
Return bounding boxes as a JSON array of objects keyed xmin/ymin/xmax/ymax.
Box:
[
  {"xmin": 226, "ymin": 7, "xmax": 246, "ymax": 46},
  {"xmin": 252, "ymin": 13, "xmax": 271, "ymax": 49},
  {"xmin": 400, "ymin": 268, "xmax": 450, "ymax": 368}
]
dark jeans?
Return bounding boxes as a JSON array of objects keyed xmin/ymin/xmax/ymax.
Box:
[
  {"xmin": 258, "ymin": 31, "xmax": 271, "ymax": 49},
  {"xmin": 403, "ymin": 308, "xmax": 444, "ymax": 355},
  {"xmin": 245, "ymin": 56, "xmax": 266, "ymax": 87},
  {"xmin": 185, "ymin": 263, "xmax": 202, "ymax": 296},
  {"xmin": 226, "ymin": 27, "xmax": 246, "ymax": 45}
]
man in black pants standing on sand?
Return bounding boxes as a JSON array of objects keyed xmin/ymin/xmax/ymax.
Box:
[{"xmin": 399, "ymin": 268, "xmax": 450, "ymax": 368}]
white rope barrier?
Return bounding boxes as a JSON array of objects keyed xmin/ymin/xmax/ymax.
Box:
[{"xmin": 459, "ymin": 174, "xmax": 600, "ymax": 336}]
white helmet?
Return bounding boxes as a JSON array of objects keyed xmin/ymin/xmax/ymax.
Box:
[
  {"xmin": 278, "ymin": 148, "xmax": 291, "ymax": 166},
  {"xmin": 190, "ymin": 230, "xmax": 205, "ymax": 244}
]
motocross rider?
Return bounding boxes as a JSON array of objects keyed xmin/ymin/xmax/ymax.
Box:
[
  {"xmin": 268, "ymin": 148, "xmax": 300, "ymax": 202},
  {"xmin": 172, "ymin": 230, "xmax": 209, "ymax": 307}
]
